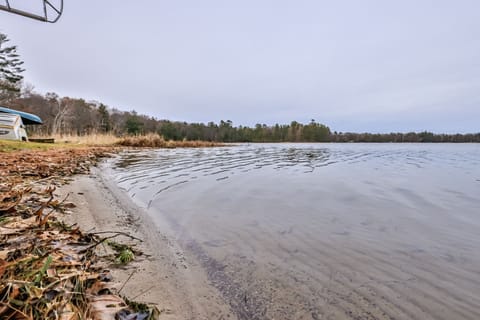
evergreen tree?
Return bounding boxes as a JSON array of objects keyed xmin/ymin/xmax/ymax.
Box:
[
  {"xmin": 125, "ymin": 114, "xmax": 143, "ymax": 135},
  {"xmin": 0, "ymin": 33, "xmax": 25, "ymax": 104},
  {"xmin": 98, "ymin": 104, "xmax": 111, "ymax": 132}
]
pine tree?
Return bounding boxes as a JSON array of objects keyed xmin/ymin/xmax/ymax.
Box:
[
  {"xmin": 0, "ymin": 33, "xmax": 25, "ymax": 104},
  {"xmin": 98, "ymin": 104, "xmax": 111, "ymax": 132}
]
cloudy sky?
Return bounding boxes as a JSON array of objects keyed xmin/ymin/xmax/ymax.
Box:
[{"xmin": 1, "ymin": 0, "xmax": 479, "ymax": 133}]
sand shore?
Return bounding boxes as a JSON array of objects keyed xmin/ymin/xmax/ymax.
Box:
[{"xmin": 57, "ymin": 166, "xmax": 236, "ymax": 320}]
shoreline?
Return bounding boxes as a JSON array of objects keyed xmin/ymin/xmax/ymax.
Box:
[
  {"xmin": 4, "ymin": 144, "xmax": 478, "ymax": 319},
  {"xmin": 58, "ymin": 164, "xmax": 236, "ymax": 320}
]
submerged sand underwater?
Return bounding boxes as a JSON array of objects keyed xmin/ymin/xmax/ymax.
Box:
[{"xmin": 105, "ymin": 143, "xmax": 480, "ymax": 320}]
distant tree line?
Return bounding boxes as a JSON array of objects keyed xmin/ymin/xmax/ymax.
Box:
[
  {"xmin": 8, "ymin": 90, "xmax": 334, "ymax": 141},
  {"xmin": 330, "ymin": 131, "xmax": 480, "ymax": 143},
  {"xmin": 4, "ymin": 90, "xmax": 479, "ymax": 142}
]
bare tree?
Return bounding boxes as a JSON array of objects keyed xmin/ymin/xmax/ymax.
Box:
[{"xmin": 46, "ymin": 93, "xmax": 71, "ymax": 135}]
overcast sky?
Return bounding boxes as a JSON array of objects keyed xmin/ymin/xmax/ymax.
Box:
[{"xmin": 1, "ymin": 0, "xmax": 479, "ymax": 133}]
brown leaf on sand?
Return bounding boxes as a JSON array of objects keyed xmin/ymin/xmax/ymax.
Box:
[
  {"xmin": 0, "ymin": 147, "xmax": 158, "ymax": 319},
  {"xmin": 0, "ymin": 259, "xmax": 6, "ymax": 278},
  {"xmin": 88, "ymin": 295, "xmax": 128, "ymax": 320},
  {"xmin": 0, "ymin": 192, "xmax": 22, "ymax": 213}
]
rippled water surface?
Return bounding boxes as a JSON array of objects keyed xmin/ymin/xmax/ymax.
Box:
[{"xmin": 108, "ymin": 143, "xmax": 480, "ymax": 320}]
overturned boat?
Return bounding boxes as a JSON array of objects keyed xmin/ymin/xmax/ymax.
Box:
[{"xmin": 0, "ymin": 106, "xmax": 43, "ymax": 125}]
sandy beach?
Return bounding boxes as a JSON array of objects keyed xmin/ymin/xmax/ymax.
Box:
[{"xmin": 58, "ymin": 167, "xmax": 236, "ymax": 320}]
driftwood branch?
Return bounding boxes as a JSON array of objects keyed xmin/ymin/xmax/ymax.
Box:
[{"xmin": 78, "ymin": 231, "xmax": 143, "ymax": 254}]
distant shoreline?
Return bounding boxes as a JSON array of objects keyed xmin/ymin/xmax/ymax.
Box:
[{"xmin": 240, "ymin": 140, "xmax": 480, "ymax": 143}]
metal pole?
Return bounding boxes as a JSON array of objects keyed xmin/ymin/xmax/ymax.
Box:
[{"xmin": 0, "ymin": 0, "xmax": 63, "ymax": 23}]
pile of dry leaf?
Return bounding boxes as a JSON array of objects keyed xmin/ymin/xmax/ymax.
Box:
[{"xmin": 0, "ymin": 148, "xmax": 158, "ymax": 320}]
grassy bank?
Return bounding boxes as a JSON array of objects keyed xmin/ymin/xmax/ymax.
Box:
[
  {"xmin": 0, "ymin": 140, "xmax": 71, "ymax": 152},
  {"xmin": 0, "ymin": 136, "xmax": 117, "ymax": 152}
]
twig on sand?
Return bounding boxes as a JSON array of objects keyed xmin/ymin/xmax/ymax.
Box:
[
  {"xmin": 28, "ymin": 175, "xmax": 60, "ymax": 185},
  {"xmin": 78, "ymin": 231, "xmax": 143, "ymax": 254},
  {"xmin": 131, "ymin": 285, "xmax": 156, "ymax": 300},
  {"xmin": 119, "ymin": 270, "xmax": 137, "ymax": 294},
  {"xmin": 90, "ymin": 231, "xmax": 144, "ymax": 242}
]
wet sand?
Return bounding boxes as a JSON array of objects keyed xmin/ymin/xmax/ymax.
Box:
[
  {"xmin": 152, "ymin": 174, "xmax": 480, "ymax": 320},
  {"xmin": 58, "ymin": 168, "xmax": 236, "ymax": 320}
]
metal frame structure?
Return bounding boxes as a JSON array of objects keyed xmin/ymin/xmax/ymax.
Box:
[{"xmin": 0, "ymin": 0, "xmax": 63, "ymax": 23}]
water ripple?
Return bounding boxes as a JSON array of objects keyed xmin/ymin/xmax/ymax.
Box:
[{"xmin": 110, "ymin": 143, "xmax": 480, "ymax": 201}]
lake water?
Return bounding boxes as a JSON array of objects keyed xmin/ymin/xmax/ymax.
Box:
[{"xmin": 108, "ymin": 143, "xmax": 480, "ymax": 320}]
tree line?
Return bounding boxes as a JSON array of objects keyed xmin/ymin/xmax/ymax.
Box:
[
  {"xmin": 330, "ymin": 131, "xmax": 480, "ymax": 143},
  {"xmin": 8, "ymin": 90, "xmax": 480, "ymax": 142},
  {"xmin": 8, "ymin": 89, "xmax": 334, "ymax": 142},
  {"xmin": 1, "ymin": 32, "xmax": 479, "ymax": 143}
]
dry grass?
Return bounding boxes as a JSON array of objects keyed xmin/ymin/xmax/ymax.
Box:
[
  {"xmin": 31, "ymin": 133, "xmax": 120, "ymax": 146},
  {"xmin": 116, "ymin": 133, "xmax": 225, "ymax": 148},
  {"xmin": 26, "ymin": 133, "xmax": 224, "ymax": 149}
]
